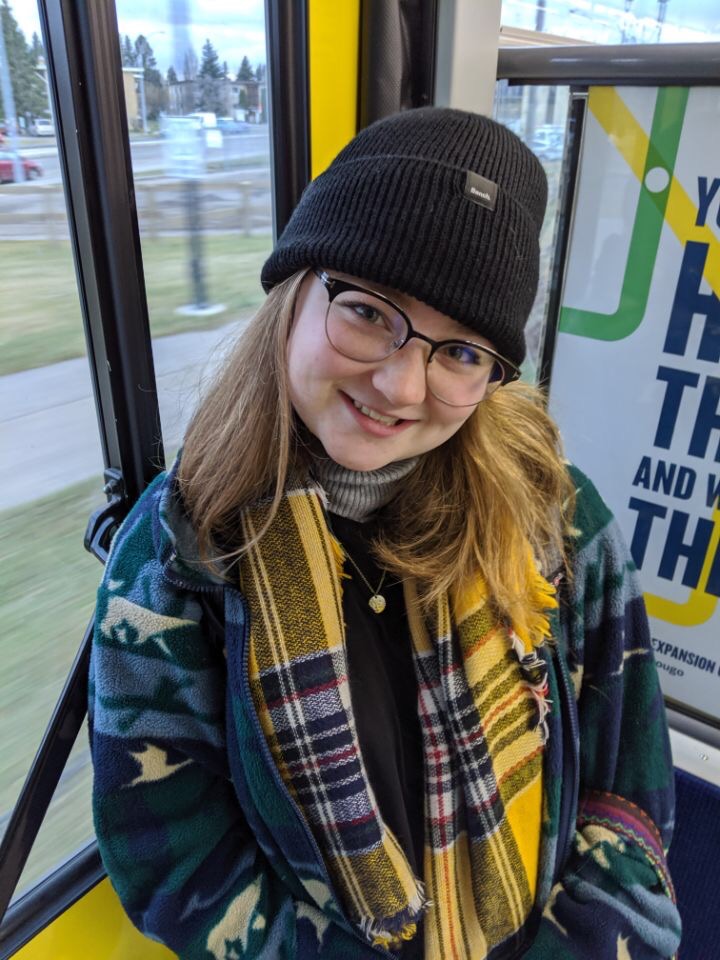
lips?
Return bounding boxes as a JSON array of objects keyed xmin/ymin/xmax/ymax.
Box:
[
  {"xmin": 340, "ymin": 391, "xmax": 415, "ymax": 437},
  {"xmin": 351, "ymin": 398, "xmax": 401, "ymax": 426}
]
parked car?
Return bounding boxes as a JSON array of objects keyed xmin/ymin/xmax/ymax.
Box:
[
  {"xmin": 186, "ymin": 112, "xmax": 218, "ymax": 129},
  {"xmin": 501, "ymin": 118, "xmax": 524, "ymax": 137},
  {"xmin": 0, "ymin": 151, "xmax": 43, "ymax": 183},
  {"xmin": 217, "ymin": 117, "xmax": 251, "ymax": 134},
  {"xmin": 29, "ymin": 118, "xmax": 55, "ymax": 137},
  {"xmin": 530, "ymin": 125, "xmax": 564, "ymax": 161}
]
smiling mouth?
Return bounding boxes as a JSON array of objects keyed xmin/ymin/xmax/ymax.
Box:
[{"xmin": 350, "ymin": 397, "xmax": 403, "ymax": 426}]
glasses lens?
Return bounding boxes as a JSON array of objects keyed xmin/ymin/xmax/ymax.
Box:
[
  {"xmin": 428, "ymin": 343, "xmax": 507, "ymax": 406},
  {"xmin": 326, "ymin": 290, "xmax": 407, "ymax": 361}
]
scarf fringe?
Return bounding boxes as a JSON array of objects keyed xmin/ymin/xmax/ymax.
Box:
[
  {"xmin": 328, "ymin": 532, "xmax": 350, "ymax": 582},
  {"xmin": 511, "ymin": 560, "xmax": 559, "ymax": 656},
  {"xmin": 504, "ymin": 558, "xmax": 559, "ymax": 743},
  {"xmin": 509, "ymin": 633, "xmax": 552, "ymax": 744},
  {"xmin": 360, "ymin": 882, "xmax": 431, "ymax": 950}
]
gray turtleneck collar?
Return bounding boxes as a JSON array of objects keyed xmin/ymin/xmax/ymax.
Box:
[{"xmin": 310, "ymin": 453, "xmax": 420, "ymax": 522}]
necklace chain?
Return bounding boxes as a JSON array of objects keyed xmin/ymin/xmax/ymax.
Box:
[{"xmin": 343, "ymin": 550, "xmax": 388, "ymax": 614}]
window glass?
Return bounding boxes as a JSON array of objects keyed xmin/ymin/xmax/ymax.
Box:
[
  {"xmin": 0, "ymin": 0, "xmax": 101, "ymax": 886},
  {"xmin": 501, "ymin": 0, "xmax": 720, "ymax": 44},
  {"xmin": 11, "ymin": 719, "xmax": 94, "ymax": 903},
  {"xmin": 114, "ymin": 0, "xmax": 272, "ymax": 465},
  {"xmin": 493, "ymin": 82, "xmax": 571, "ymax": 380}
]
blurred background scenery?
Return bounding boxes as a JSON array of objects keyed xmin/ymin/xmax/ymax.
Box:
[{"xmin": 1, "ymin": 0, "xmax": 719, "ymax": 904}]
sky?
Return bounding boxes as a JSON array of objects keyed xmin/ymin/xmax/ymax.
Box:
[
  {"xmin": 10, "ymin": 0, "xmax": 720, "ymax": 75},
  {"xmin": 503, "ymin": 0, "xmax": 720, "ymax": 42},
  {"xmin": 12, "ymin": 0, "xmax": 268, "ymax": 76}
]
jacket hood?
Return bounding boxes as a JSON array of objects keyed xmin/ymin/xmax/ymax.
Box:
[{"xmin": 155, "ymin": 454, "xmax": 227, "ymax": 590}]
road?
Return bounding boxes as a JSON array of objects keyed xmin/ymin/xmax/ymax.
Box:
[
  {"xmin": 5, "ymin": 132, "xmax": 270, "ymax": 185},
  {"xmin": 0, "ymin": 317, "xmax": 250, "ymax": 510}
]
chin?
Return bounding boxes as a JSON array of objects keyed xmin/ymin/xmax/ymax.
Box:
[{"xmin": 321, "ymin": 440, "xmax": 395, "ymax": 473}]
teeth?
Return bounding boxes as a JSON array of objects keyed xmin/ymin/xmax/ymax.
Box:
[{"xmin": 352, "ymin": 399, "xmax": 400, "ymax": 426}]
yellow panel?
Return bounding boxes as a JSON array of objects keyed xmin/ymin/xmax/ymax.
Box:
[
  {"xmin": 14, "ymin": 878, "xmax": 176, "ymax": 960},
  {"xmin": 308, "ymin": 0, "xmax": 360, "ymax": 179}
]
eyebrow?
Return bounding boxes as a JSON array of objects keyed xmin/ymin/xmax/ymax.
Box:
[
  {"xmin": 376, "ymin": 289, "xmax": 484, "ymax": 344},
  {"xmin": 331, "ymin": 271, "xmax": 409, "ymax": 306},
  {"xmin": 329, "ymin": 271, "xmax": 480, "ymax": 342}
]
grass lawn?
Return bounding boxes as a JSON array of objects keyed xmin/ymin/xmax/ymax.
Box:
[
  {"xmin": 1, "ymin": 476, "xmax": 101, "ymax": 828},
  {"xmin": 0, "ymin": 233, "xmax": 272, "ymax": 376},
  {"xmin": 1, "ymin": 478, "xmax": 102, "ymax": 896}
]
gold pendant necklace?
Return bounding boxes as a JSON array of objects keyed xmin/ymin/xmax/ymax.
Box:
[{"xmin": 343, "ymin": 551, "xmax": 388, "ymax": 614}]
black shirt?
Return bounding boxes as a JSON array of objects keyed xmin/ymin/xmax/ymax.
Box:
[{"xmin": 329, "ymin": 513, "xmax": 425, "ymax": 958}]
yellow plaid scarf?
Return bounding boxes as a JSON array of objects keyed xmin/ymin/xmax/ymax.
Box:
[{"xmin": 240, "ymin": 485, "xmax": 556, "ymax": 957}]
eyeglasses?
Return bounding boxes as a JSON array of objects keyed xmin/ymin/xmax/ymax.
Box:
[{"xmin": 314, "ymin": 270, "xmax": 520, "ymax": 407}]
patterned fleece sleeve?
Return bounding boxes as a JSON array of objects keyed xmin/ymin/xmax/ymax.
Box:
[
  {"xmin": 525, "ymin": 471, "xmax": 682, "ymax": 960},
  {"xmin": 87, "ymin": 491, "xmax": 362, "ymax": 960}
]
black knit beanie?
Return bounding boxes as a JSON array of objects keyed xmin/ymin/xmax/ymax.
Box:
[{"xmin": 261, "ymin": 107, "xmax": 548, "ymax": 367}]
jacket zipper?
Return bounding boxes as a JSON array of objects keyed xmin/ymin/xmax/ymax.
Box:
[
  {"xmin": 553, "ymin": 644, "xmax": 580, "ymax": 877},
  {"xmin": 235, "ymin": 589, "xmax": 390, "ymax": 958},
  {"xmin": 162, "ymin": 551, "xmax": 225, "ymax": 594}
]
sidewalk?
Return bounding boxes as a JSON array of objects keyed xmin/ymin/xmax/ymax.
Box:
[{"xmin": 0, "ymin": 317, "xmax": 246, "ymax": 510}]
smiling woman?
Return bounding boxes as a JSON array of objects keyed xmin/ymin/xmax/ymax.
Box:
[
  {"xmin": 89, "ymin": 107, "xmax": 681, "ymax": 960},
  {"xmin": 284, "ymin": 269, "xmax": 498, "ymax": 471}
]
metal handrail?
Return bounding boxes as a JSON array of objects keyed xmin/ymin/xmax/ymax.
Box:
[{"xmin": 498, "ymin": 40, "xmax": 720, "ymax": 84}]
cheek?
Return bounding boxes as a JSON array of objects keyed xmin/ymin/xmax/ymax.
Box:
[
  {"xmin": 287, "ymin": 328, "xmax": 322, "ymax": 389},
  {"xmin": 429, "ymin": 400, "xmax": 478, "ymax": 435},
  {"xmin": 287, "ymin": 331, "xmax": 346, "ymax": 412}
]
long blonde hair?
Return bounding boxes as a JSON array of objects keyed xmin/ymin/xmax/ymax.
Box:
[{"xmin": 179, "ymin": 271, "xmax": 575, "ymax": 621}]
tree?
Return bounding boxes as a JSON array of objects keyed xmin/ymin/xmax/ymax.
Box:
[
  {"xmin": 133, "ymin": 35, "xmax": 165, "ymax": 120},
  {"xmin": 199, "ymin": 38, "xmax": 223, "ymax": 79},
  {"xmin": 135, "ymin": 36, "xmax": 156, "ymax": 73},
  {"xmin": 120, "ymin": 33, "xmax": 136, "ymax": 67},
  {"xmin": 0, "ymin": 1, "xmax": 49, "ymax": 123},
  {"xmin": 166, "ymin": 65, "xmax": 178, "ymax": 85},
  {"xmin": 29, "ymin": 30, "xmax": 42, "ymax": 64},
  {"xmin": 183, "ymin": 47, "xmax": 198, "ymax": 82},
  {"xmin": 236, "ymin": 55, "xmax": 254, "ymax": 81},
  {"xmin": 197, "ymin": 38, "xmax": 224, "ymax": 113},
  {"xmin": 255, "ymin": 63, "xmax": 266, "ymax": 83}
]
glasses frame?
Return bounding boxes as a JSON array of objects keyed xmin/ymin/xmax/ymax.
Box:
[{"xmin": 313, "ymin": 269, "xmax": 521, "ymax": 406}]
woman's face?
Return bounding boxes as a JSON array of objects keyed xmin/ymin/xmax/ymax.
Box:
[{"xmin": 287, "ymin": 270, "xmax": 491, "ymax": 472}]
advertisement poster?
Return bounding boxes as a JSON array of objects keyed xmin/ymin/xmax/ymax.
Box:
[{"xmin": 549, "ymin": 86, "xmax": 720, "ymax": 720}]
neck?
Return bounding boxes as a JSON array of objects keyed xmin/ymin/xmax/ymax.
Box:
[{"xmin": 309, "ymin": 451, "xmax": 419, "ymax": 522}]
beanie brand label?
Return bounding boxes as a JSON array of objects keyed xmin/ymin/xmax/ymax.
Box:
[{"xmin": 464, "ymin": 171, "xmax": 497, "ymax": 211}]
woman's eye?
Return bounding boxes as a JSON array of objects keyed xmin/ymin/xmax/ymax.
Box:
[
  {"xmin": 351, "ymin": 303, "xmax": 383, "ymax": 323},
  {"xmin": 445, "ymin": 344, "xmax": 484, "ymax": 365}
]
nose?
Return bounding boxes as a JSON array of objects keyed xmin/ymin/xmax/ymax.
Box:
[{"xmin": 370, "ymin": 341, "xmax": 429, "ymax": 409}]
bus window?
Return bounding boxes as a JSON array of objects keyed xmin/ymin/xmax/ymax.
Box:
[
  {"xmin": 500, "ymin": 0, "xmax": 720, "ymax": 45},
  {"xmin": 0, "ymin": 0, "xmax": 101, "ymax": 895},
  {"xmin": 114, "ymin": 0, "xmax": 272, "ymax": 468},
  {"xmin": 493, "ymin": 81, "xmax": 571, "ymax": 381},
  {"xmin": 10, "ymin": 720, "xmax": 94, "ymax": 903}
]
